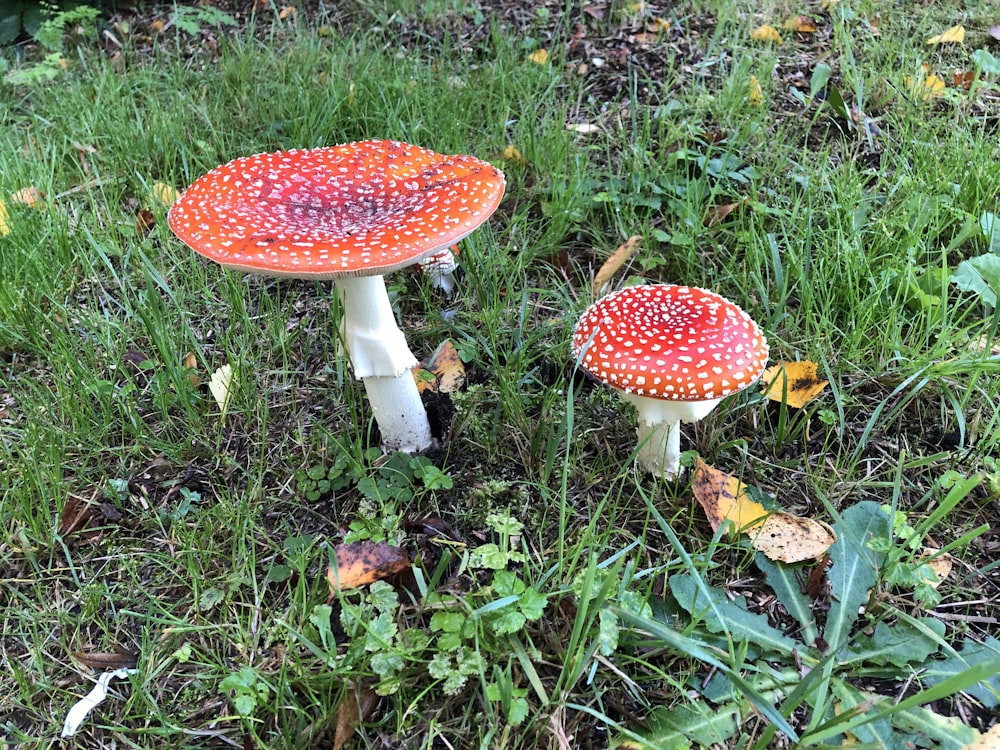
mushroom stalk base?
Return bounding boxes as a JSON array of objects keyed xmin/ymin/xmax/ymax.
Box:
[
  {"xmin": 635, "ymin": 421, "xmax": 682, "ymax": 480},
  {"xmin": 362, "ymin": 373, "xmax": 434, "ymax": 454},
  {"xmin": 334, "ymin": 275, "xmax": 433, "ymax": 453},
  {"xmin": 623, "ymin": 393, "xmax": 722, "ymax": 480}
]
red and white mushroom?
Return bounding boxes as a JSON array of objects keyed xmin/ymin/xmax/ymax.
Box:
[
  {"xmin": 572, "ymin": 284, "xmax": 769, "ymax": 479},
  {"xmin": 168, "ymin": 140, "xmax": 505, "ymax": 453},
  {"xmin": 416, "ymin": 244, "xmax": 461, "ymax": 295}
]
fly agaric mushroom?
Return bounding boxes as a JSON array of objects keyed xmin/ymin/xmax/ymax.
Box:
[
  {"xmin": 168, "ymin": 140, "xmax": 505, "ymax": 453},
  {"xmin": 416, "ymin": 244, "xmax": 461, "ymax": 294},
  {"xmin": 572, "ymin": 284, "xmax": 768, "ymax": 479}
]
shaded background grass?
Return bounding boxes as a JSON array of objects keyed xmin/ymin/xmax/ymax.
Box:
[{"xmin": 2, "ymin": 0, "xmax": 999, "ymax": 746}]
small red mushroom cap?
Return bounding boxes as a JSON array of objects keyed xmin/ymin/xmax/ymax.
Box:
[
  {"xmin": 167, "ymin": 140, "xmax": 505, "ymax": 278},
  {"xmin": 572, "ymin": 284, "xmax": 769, "ymax": 402}
]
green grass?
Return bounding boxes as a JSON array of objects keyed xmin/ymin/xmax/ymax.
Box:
[{"xmin": 2, "ymin": 1, "xmax": 999, "ymax": 747}]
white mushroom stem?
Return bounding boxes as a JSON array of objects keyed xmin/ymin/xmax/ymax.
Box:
[
  {"xmin": 622, "ymin": 393, "xmax": 722, "ymax": 479},
  {"xmin": 334, "ymin": 275, "xmax": 433, "ymax": 453}
]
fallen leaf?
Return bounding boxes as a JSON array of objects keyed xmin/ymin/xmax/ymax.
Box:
[
  {"xmin": 136, "ymin": 208, "xmax": 156, "ymax": 237},
  {"xmin": 334, "ymin": 682, "xmax": 379, "ymax": 750},
  {"xmin": 502, "ymin": 145, "xmax": 524, "ymax": 163},
  {"xmin": 528, "ymin": 49, "xmax": 549, "ymax": 64},
  {"xmin": 926, "ymin": 25, "xmax": 965, "ymax": 44},
  {"xmin": 703, "ymin": 201, "xmax": 744, "ymax": 227},
  {"xmin": 782, "ymin": 15, "xmax": 817, "ymax": 33},
  {"xmin": 748, "ymin": 74, "xmax": 764, "ymax": 106},
  {"xmin": 593, "ymin": 235, "xmax": 643, "ymax": 294},
  {"xmin": 750, "ymin": 25, "xmax": 783, "ymax": 43},
  {"xmin": 751, "ymin": 513, "xmax": 837, "ymax": 563},
  {"xmin": 72, "ymin": 651, "xmax": 138, "ymax": 670},
  {"xmin": 0, "ymin": 199, "xmax": 9, "ymax": 236},
  {"xmin": 692, "ymin": 459, "xmax": 768, "ymax": 533},
  {"xmin": 59, "ymin": 494, "xmax": 97, "ymax": 537},
  {"xmin": 906, "ymin": 71, "xmax": 946, "ymax": 101},
  {"xmin": 952, "ymin": 70, "xmax": 975, "ymax": 89},
  {"xmin": 152, "ymin": 182, "xmax": 179, "ymax": 206},
  {"xmin": 805, "ymin": 554, "xmax": 831, "ymax": 598},
  {"xmin": 919, "ymin": 548, "xmax": 953, "ymax": 588},
  {"xmin": 761, "ymin": 361, "xmax": 829, "ymax": 408},
  {"xmin": 278, "ymin": 5, "xmax": 296, "ymax": 19},
  {"xmin": 11, "ymin": 186, "xmax": 45, "ymax": 207},
  {"xmin": 209, "ymin": 364, "xmax": 234, "ymax": 421},
  {"xmin": 566, "ymin": 123, "xmax": 601, "ymax": 134},
  {"xmin": 182, "ymin": 351, "xmax": 201, "ymax": 388},
  {"xmin": 413, "ymin": 339, "xmax": 465, "ymax": 394},
  {"xmin": 962, "ymin": 722, "xmax": 1000, "ymax": 749},
  {"xmin": 327, "ymin": 541, "xmax": 410, "ymax": 591}
]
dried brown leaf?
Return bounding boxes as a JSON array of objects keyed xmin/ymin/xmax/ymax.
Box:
[
  {"xmin": 327, "ymin": 541, "xmax": 410, "ymax": 591},
  {"xmin": 72, "ymin": 651, "xmax": 138, "ymax": 670},
  {"xmin": 750, "ymin": 513, "xmax": 836, "ymax": 563},
  {"xmin": 593, "ymin": 235, "xmax": 642, "ymax": 294},
  {"xmin": 703, "ymin": 201, "xmax": 744, "ymax": 227},
  {"xmin": 59, "ymin": 494, "xmax": 96, "ymax": 537},
  {"xmin": 333, "ymin": 682, "xmax": 378, "ymax": 750},
  {"xmin": 136, "ymin": 209, "xmax": 156, "ymax": 237}
]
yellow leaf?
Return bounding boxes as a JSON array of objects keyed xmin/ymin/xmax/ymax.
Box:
[
  {"xmin": 327, "ymin": 541, "xmax": 409, "ymax": 591},
  {"xmin": 0, "ymin": 199, "xmax": 9, "ymax": 237},
  {"xmin": 962, "ymin": 722, "xmax": 1000, "ymax": 749},
  {"xmin": 750, "ymin": 24, "xmax": 783, "ymax": 43},
  {"xmin": 761, "ymin": 361, "xmax": 829, "ymax": 408},
  {"xmin": 209, "ymin": 364, "xmax": 234, "ymax": 421},
  {"xmin": 782, "ymin": 15, "xmax": 817, "ymax": 33},
  {"xmin": 502, "ymin": 145, "xmax": 524, "ymax": 163},
  {"xmin": 11, "ymin": 186, "xmax": 44, "ymax": 207},
  {"xmin": 748, "ymin": 74, "xmax": 764, "ymax": 106},
  {"xmin": 152, "ymin": 182, "xmax": 179, "ymax": 207},
  {"xmin": 528, "ymin": 49, "xmax": 549, "ymax": 64},
  {"xmin": 926, "ymin": 24, "xmax": 964, "ymax": 44},
  {"xmin": 692, "ymin": 459, "xmax": 768, "ymax": 534},
  {"xmin": 919, "ymin": 548, "xmax": 953, "ymax": 589},
  {"xmin": 413, "ymin": 339, "xmax": 466, "ymax": 394},
  {"xmin": 751, "ymin": 513, "xmax": 837, "ymax": 563},
  {"xmin": 906, "ymin": 72, "xmax": 946, "ymax": 101},
  {"xmin": 593, "ymin": 235, "xmax": 643, "ymax": 295}
]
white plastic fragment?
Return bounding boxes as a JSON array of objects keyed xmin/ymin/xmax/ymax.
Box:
[{"xmin": 60, "ymin": 668, "xmax": 138, "ymax": 738}]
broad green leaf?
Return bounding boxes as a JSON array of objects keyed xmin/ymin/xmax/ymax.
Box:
[
  {"xmin": 598, "ymin": 608, "xmax": 619, "ymax": 656},
  {"xmin": 618, "ymin": 702, "xmax": 738, "ymax": 748},
  {"xmin": 826, "ymin": 502, "xmax": 889, "ymax": 650},
  {"xmin": 754, "ymin": 553, "xmax": 819, "ymax": 646},
  {"xmin": 952, "ymin": 254, "xmax": 1000, "ymax": 307},
  {"xmin": 518, "ymin": 587, "xmax": 547, "ymax": 621},
  {"xmin": 922, "ymin": 636, "xmax": 1000, "ymax": 707},
  {"xmin": 615, "ymin": 607, "xmax": 799, "ymax": 741},
  {"xmin": 810, "ymin": 63, "xmax": 831, "ymax": 98},
  {"xmin": 829, "ymin": 680, "xmax": 905, "ymax": 749},
  {"xmin": 842, "ymin": 618, "xmax": 945, "ymax": 668},
  {"xmin": 981, "ymin": 211, "xmax": 1000, "ymax": 254},
  {"xmin": 891, "ymin": 705, "xmax": 980, "ymax": 749},
  {"xmin": 670, "ymin": 574, "xmax": 798, "ymax": 655}
]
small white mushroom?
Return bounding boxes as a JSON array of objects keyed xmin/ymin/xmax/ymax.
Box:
[{"xmin": 571, "ymin": 284, "xmax": 769, "ymax": 479}]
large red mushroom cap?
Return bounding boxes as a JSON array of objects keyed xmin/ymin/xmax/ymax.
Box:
[
  {"xmin": 572, "ymin": 284, "xmax": 769, "ymax": 403},
  {"xmin": 167, "ymin": 140, "xmax": 505, "ymax": 278}
]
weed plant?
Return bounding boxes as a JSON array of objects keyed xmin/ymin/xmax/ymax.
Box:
[{"xmin": 1, "ymin": 1, "xmax": 999, "ymax": 748}]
